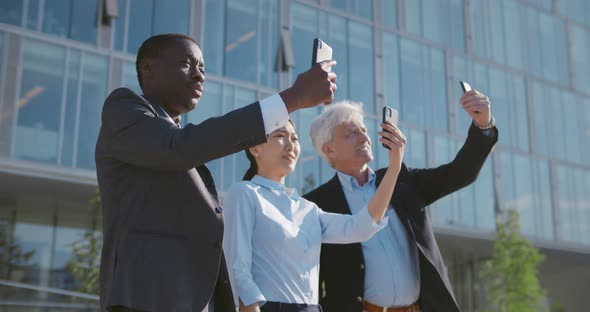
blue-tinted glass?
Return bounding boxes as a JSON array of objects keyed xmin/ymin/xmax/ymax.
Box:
[
  {"xmin": 204, "ymin": 0, "xmax": 225, "ymax": 75},
  {"xmin": 525, "ymin": 7, "xmax": 543, "ymax": 79},
  {"xmin": 26, "ymin": 0, "xmax": 40, "ymax": 30},
  {"xmin": 383, "ymin": 33, "xmax": 400, "ymax": 113},
  {"xmin": 513, "ymin": 154, "xmax": 535, "ymax": 237},
  {"xmin": 258, "ymin": 0, "xmax": 279, "ymax": 89},
  {"xmin": 328, "ymin": 15, "xmax": 349, "ymax": 104},
  {"xmin": 296, "ymin": 106, "xmax": 322, "ymax": 194},
  {"xmin": 531, "ymin": 82, "xmax": 548, "ymax": 156},
  {"xmin": 382, "ymin": 0, "xmax": 397, "ymax": 28},
  {"xmin": 428, "ymin": 49, "xmax": 447, "ymax": 131},
  {"xmin": 224, "ymin": 0, "xmax": 258, "ymax": 83},
  {"xmin": 348, "ymin": 22, "xmax": 374, "ymax": 114},
  {"xmin": 533, "ymin": 159, "xmax": 553, "ymax": 240},
  {"xmin": 489, "ymin": 0, "xmax": 505, "ymax": 64},
  {"xmin": 562, "ymin": 93, "xmax": 581, "ymax": 164},
  {"xmin": 328, "ymin": 0, "xmax": 373, "ymax": 19},
  {"xmin": 488, "ymin": 68, "xmax": 509, "ymax": 146},
  {"xmin": 512, "ymin": 76, "xmax": 528, "ymax": 150},
  {"xmin": 548, "ymin": 87, "xmax": 565, "ymax": 160},
  {"xmin": 15, "ymin": 40, "xmax": 65, "ymax": 164},
  {"xmin": 0, "ymin": 0, "xmax": 23, "ymax": 26},
  {"xmin": 400, "ymin": 127, "xmax": 426, "ymax": 168},
  {"xmin": 582, "ymin": 99, "xmax": 590, "ymax": 164},
  {"xmin": 122, "ymin": 62, "xmax": 141, "ymax": 94},
  {"xmin": 291, "ymin": 3, "xmax": 318, "ymax": 83},
  {"xmin": 449, "ymin": 0, "xmax": 465, "ymax": 52},
  {"xmin": 77, "ymin": 53, "xmax": 108, "ymax": 169},
  {"xmin": 405, "ymin": 0, "xmax": 421, "ymax": 35},
  {"xmin": 70, "ymin": 0, "xmax": 99, "ymax": 44},
  {"xmin": 127, "ymin": 0, "xmax": 153, "ymax": 54},
  {"xmin": 555, "ymin": 165, "xmax": 572, "ymax": 241},
  {"xmin": 571, "ymin": 26, "xmax": 590, "ymax": 92},
  {"xmin": 153, "ymin": 0, "xmax": 190, "ymax": 35},
  {"xmin": 113, "ymin": 0, "xmax": 128, "ymax": 51},
  {"xmin": 187, "ymin": 81, "xmax": 223, "ymax": 183},
  {"xmin": 61, "ymin": 50, "xmax": 81, "ymax": 167},
  {"xmin": 473, "ymin": 159, "xmax": 495, "ymax": 230},
  {"xmin": 43, "ymin": 0, "xmax": 71, "ymax": 38},
  {"xmin": 539, "ymin": 12, "xmax": 558, "ymax": 84},
  {"xmin": 422, "ymin": 0, "xmax": 443, "ymax": 43},
  {"xmin": 452, "ymin": 56, "xmax": 473, "ymax": 133},
  {"xmin": 504, "ymin": 0, "xmax": 525, "ymax": 71},
  {"xmin": 400, "ymin": 39, "xmax": 423, "ymax": 126}
]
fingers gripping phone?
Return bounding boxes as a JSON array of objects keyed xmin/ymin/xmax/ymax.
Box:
[
  {"xmin": 382, "ymin": 106, "xmax": 399, "ymax": 150},
  {"xmin": 312, "ymin": 38, "xmax": 333, "ymax": 72},
  {"xmin": 460, "ymin": 81, "xmax": 479, "ymax": 114}
]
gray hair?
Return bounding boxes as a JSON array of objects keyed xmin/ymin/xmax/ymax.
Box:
[{"xmin": 310, "ymin": 100, "xmax": 365, "ymax": 164}]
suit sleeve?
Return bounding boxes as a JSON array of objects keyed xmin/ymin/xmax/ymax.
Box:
[
  {"xmin": 99, "ymin": 88, "xmax": 267, "ymax": 171},
  {"xmin": 412, "ymin": 123, "xmax": 498, "ymax": 206}
]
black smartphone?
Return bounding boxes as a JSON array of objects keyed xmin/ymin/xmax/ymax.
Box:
[
  {"xmin": 382, "ymin": 106, "xmax": 398, "ymax": 150},
  {"xmin": 312, "ymin": 38, "xmax": 333, "ymax": 71},
  {"xmin": 460, "ymin": 81, "xmax": 472, "ymax": 93}
]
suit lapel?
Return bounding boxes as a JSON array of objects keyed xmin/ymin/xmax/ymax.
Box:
[{"xmin": 325, "ymin": 174, "xmax": 353, "ymax": 215}]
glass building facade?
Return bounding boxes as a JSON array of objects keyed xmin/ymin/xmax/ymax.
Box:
[{"xmin": 0, "ymin": 0, "xmax": 588, "ymax": 311}]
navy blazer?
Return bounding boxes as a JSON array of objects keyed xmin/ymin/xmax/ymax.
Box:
[
  {"xmin": 303, "ymin": 124, "xmax": 498, "ymax": 312},
  {"xmin": 96, "ymin": 88, "xmax": 267, "ymax": 311}
]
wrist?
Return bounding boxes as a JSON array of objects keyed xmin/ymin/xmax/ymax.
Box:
[
  {"xmin": 474, "ymin": 116, "xmax": 495, "ymax": 130},
  {"xmin": 279, "ymin": 87, "xmax": 301, "ymax": 114}
]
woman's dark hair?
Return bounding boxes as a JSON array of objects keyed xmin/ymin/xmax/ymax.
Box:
[{"xmin": 242, "ymin": 120, "xmax": 295, "ymax": 181}]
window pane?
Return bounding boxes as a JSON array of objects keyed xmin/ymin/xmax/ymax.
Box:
[
  {"xmin": 224, "ymin": 0, "xmax": 258, "ymax": 83},
  {"xmin": 15, "ymin": 40, "xmax": 65, "ymax": 164},
  {"xmin": 153, "ymin": 0, "xmax": 190, "ymax": 34},
  {"xmin": 26, "ymin": 0, "xmax": 41, "ymax": 30},
  {"xmin": 381, "ymin": 0, "xmax": 397, "ymax": 28},
  {"xmin": 70, "ymin": 0, "xmax": 99, "ymax": 44},
  {"xmin": 327, "ymin": 15, "xmax": 349, "ymax": 104},
  {"xmin": 291, "ymin": 3, "xmax": 318, "ymax": 83},
  {"xmin": 122, "ymin": 61, "xmax": 141, "ymax": 94},
  {"xmin": 77, "ymin": 53, "xmax": 109, "ymax": 170},
  {"xmin": 348, "ymin": 21, "xmax": 374, "ymax": 114},
  {"xmin": 42, "ymin": 0, "xmax": 71, "ymax": 38},
  {"xmin": 127, "ymin": 0, "xmax": 153, "ymax": 54},
  {"xmin": 113, "ymin": 0, "xmax": 128, "ymax": 51},
  {"xmin": 383, "ymin": 32, "xmax": 400, "ymax": 113},
  {"xmin": 571, "ymin": 26, "xmax": 590, "ymax": 92},
  {"xmin": 258, "ymin": 0, "xmax": 279, "ymax": 89},
  {"xmin": 0, "ymin": 0, "xmax": 23, "ymax": 26},
  {"xmin": 328, "ymin": 0, "xmax": 373, "ymax": 19},
  {"xmin": 204, "ymin": 0, "xmax": 225, "ymax": 75},
  {"xmin": 61, "ymin": 50, "xmax": 81, "ymax": 167}
]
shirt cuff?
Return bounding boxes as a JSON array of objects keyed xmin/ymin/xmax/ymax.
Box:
[
  {"xmin": 238, "ymin": 282, "xmax": 266, "ymax": 307},
  {"xmin": 259, "ymin": 93, "xmax": 290, "ymax": 135}
]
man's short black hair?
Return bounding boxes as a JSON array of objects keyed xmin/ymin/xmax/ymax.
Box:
[{"xmin": 136, "ymin": 33, "xmax": 198, "ymax": 90}]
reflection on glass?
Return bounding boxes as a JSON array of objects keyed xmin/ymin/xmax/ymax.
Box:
[
  {"xmin": 127, "ymin": 0, "xmax": 154, "ymax": 54},
  {"xmin": 77, "ymin": 53, "xmax": 108, "ymax": 170},
  {"xmin": 571, "ymin": 26, "xmax": 590, "ymax": 93},
  {"xmin": 43, "ymin": 0, "xmax": 71, "ymax": 38},
  {"xmin": 204, "ymin": 0, "xmax": 225, "ymax": 75},
  {"xmin": 26, "ymin": 0, "xmax": 41, "ymax": 30},
  {"xmin": 224, "ymin": 0, "xmax": 258, "ymax": 84},
  {"xmin": 15, "ymin": 40, "xmax": 65, "ymax": 164},
  {"xmin": 381, "ymin": 0, "xmax": 397, "ymax": 29},
  {"xmin": 383, "ymin": 33, "xmax": 400, "ymax": 114},
  {"xmin": 0, "ymin": 0, "xmax": 23, "ymax": 26}
]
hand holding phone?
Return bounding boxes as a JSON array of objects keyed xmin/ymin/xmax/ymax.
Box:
[
  {"xmin": 312, "ymin": 38, "xmax": 333, "ymax": 72},
  {"xmin": 382, "ymin": 106, "xmax": 399, "ymax": 150},
  {"xmin": 460, "ymin": 81, "xmax": 480, "ymax": 114}
]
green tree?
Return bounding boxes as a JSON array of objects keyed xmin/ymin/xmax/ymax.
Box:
[
  {"xmin": 65, "ymin": 191, "xmax": 102, "ymax": 295},
  {"xmin": 479, "ymin": 208, "xmax": 546, "ymax": 312}
]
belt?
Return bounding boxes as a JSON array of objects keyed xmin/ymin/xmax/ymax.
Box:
[{"xmin": 362, "ymin": 301, "xmax": 419, "ymax": 312}]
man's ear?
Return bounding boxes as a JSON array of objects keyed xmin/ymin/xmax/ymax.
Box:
[
  {"xmin": 140, "ymin": 58, "xmax": 153, "ymax": 83},
  {"xmin": 322, "ymin": 143, "xmax": 335, "ymax": 159}
]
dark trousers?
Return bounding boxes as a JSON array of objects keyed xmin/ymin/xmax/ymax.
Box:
[{"xmin": 261, "ymin": 302, "xmax": 322, "ymax": 312}]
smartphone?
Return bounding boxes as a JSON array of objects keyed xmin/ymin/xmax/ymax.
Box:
[
  {"xmin": 382, "ymin": 106, "xmax": 399, "ymax": 150},
  {"xmin": 460, "ymin": 81, "xmax": 472, "ymax": 93},
  {"xmin": 312, "ymin": 38, "xmax": 333, "ymax": 72}
]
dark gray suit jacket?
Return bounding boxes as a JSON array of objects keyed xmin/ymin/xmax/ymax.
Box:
[{"xmin": 95, "ymin": 88, "xmax": 268, "ymax": 312}]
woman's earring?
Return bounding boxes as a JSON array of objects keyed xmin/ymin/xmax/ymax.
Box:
[{"xmin": 254, "ymin": 153, "xmax": 260, "ymax": 157}]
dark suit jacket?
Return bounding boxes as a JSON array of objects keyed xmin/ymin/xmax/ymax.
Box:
[
  {"xmin": 95, "ymin": 88, "xmax": 268, "ymax": 312},
  {"xmin": 303, "ymin": 124, "xmax": 498, "ymax": 312}
]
